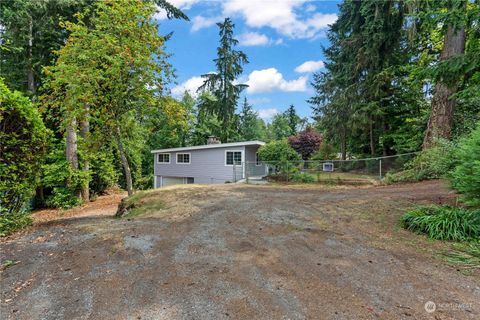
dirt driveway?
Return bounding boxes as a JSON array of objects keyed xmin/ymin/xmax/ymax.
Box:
[{"xmin": 1, "ymin": 181, "xmax": 479, "ymax": 319}]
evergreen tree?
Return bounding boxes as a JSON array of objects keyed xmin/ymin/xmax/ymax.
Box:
[
  {"xmin": 269, "ymin": 113, "xmax": 292, "ymax": 140},
  {"xmin": 199, "ymin": 17, "xmax": 248, "ymax": 142},
  {"xmin": 44, "ymin": 0, "xmax": 172, "ymax": 197},
  {"xmin": 415, "ymin": 0, "xmax": 478, "ymax": 148},
  {"xmin": 310, "ymin": 0, "xmax": 426, "ymax": 158},
  {"xmin": 285, "ymin": 104, "xmax": 300, "ymax": 136},
  {"xmin": 239, "ymin": 97, "xmax": 260, "ymax": 141},
  {"xmin": 0, "ymin": 0, "xmax": 94, "ymax": 96}
]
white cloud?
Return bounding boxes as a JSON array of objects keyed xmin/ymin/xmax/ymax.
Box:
[
  {"xmin": 222, "ymin": 0, "xmax": 337, "ymax": 39},
  {"xmin": 238, "ymin": 32, "xmax": 270, "ymax": 46},
  {"xmin": 257, "ymin": 108, "xmax": 279, "ymax": 121},
  {"xmin": 294, "ymin": 60, "xmax": 325, "ymax": 73},
  {"xmin": 249, "ymin": 97, "xmax": 271, "ymax": 105},
  {"xmin": 237, "ymin": 32, "xmax": 284, "ymax": 46},
  {"xmin": 191, "ymin": 15, "xmax": 223, "ymax": 32},
  {"xmin": 246, "ymin": 68, "xmax": 308, "ymax": 94},
  {"xmin": 305, "ymin": 4, "xmax": 316, "ymax": 12},
  {"xmin": 171, "ymin": 76, "xmax": 205, "ymax": 97}
]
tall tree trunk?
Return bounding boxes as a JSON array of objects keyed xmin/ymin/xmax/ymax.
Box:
[
  {"xmin": 79, "ymin": 106, "xmax": 90, "ymax": 202},
  {"xmin": 369, "ymin": 118, "xmax": 375, "ymax": 156},
  {"xmin": 27, "ymin": 15, "xmax": 36, "ymax": 95},
  {"xmin": 341, "ymin": 126, "xmax": 347, "ymax": 160},
  {"xmin": 423, "ymin": 25, "xmax": 466, "ymax": 149},
  {"xmin": 66, "ymin": 117, "xmax": 79, "ymax": 170},
  {"xmin": 65, "ymin": 117, "xmax": 81, "ymax": 199},
  {"xmin": 115, "ymin": 126, "xmax": 133, "ymax": 196}
]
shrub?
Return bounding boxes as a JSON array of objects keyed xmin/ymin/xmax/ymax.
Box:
[
  {"xmin": 401, "ymin": 205, "xmax": 480, "ymax": 241},
  {"xmin": 258, "ymin": 139, "xmax": 301, "ymax": 162},
  {"xmin": 90, "ymin": 148, "xmax": 118, "ymax": 194},
  {"xmin": 291, "ymin": 172, "xmax": 315, "ymax": 183},
  {"xmin": 41, "ymin": 145, "xmax": 89, "ymax": 208},
  {"xmin": 385, "ymin": 139, "xmax": 457, "ymax": 183},
  {"xmin": 310, "ymin": 143, "xmax": 337, "ymax": 161},
  {"xmin": 288, "ymin": 127, "xmax": 323, "ymax": 160},
  {"xmin": 44, "ymin": 187, "xmax": 82, "ymax": 209},
  {"xmin": 450, "ymin": 123, "xmax": 480, "ymax": 207},
  {"xmin": 0, "ymin": 213, "xmax": 32, "ymax": 237},
  {"xmin": 0, "ymin": 80, "xmax": 48, "ymax": 216},
  {"xmin": 258, "ymin": 140, "xmax": 301, "ymax": 179}
]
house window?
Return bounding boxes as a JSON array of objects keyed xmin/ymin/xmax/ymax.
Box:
[
  {"xmin": 226, "ymin": 151, "xmax": 242, "ymax": 165},
  {"xmin": 177, "ymin": 153, "xmax": 190, "ymax": 164},
  {"xmin": 256, "ymin": 152, "xmax": 261, "ymax": 165},
  {"xmin": 186, "ymin": 177, "xmax": 194, "ymax": 184},
  {"xmin": 157, "ymin": 153, "xmax": 170, "ymax": 164}
]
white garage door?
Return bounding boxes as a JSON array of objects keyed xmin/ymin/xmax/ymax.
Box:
[{"xmin": 161, "ymin": 176, "xmax": 185, "ymax": 187}]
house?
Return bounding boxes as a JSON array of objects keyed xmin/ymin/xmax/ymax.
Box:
[{"xmin": 151, "ymin": 137, "xmax": 265, "ymax": 188}]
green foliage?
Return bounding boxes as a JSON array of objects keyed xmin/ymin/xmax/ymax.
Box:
[
  {"xmin": 0, "ymin": 79, "xmax": 48, "ymax": 215},
  {"xmin": 0, "ymin": 212, "xmax": 32, "ymax": 237},
  {"xmin": 310, "ymin": 0, "xmax": 424, "ymax": 157},
  {"xmin": 258, "ymin": 140, "xmax": 301, "ymax": 177},
  {"xmin": 268, "ymin": 113, "xmax": 292, "ymax": 140},
  {"xmin": 45, "ymin": 187, "xmax": 81, "ymax": 209},
  {"xmin": 258, "ymin": 140, "xmax": 301, "ymax": 163},
  {"xmin": 401, "ymin": 205, "xmax": 480, "ymax": 241},
  {"xmin": 291, "ymin": 172, "xmax": 315, "ymax": 183},
  {"xmin": 285, "ymin": 104, "xmax": 301, "ymax": 136},
  {"xmin": 90, "ymin": 148, "xmax": 118, "ymax": 195},
  {"xmin": 0, "ymin": 0, "xmax": 93, "ymax": 95},
  {"xmin": 238, "ymin": 97, "xmax": 266, "ymax": 141},
  {"xmin": 385, "ymin": 140, "xmax": 457, "ymax": 183},
  {"xmin": 310, "ymin": 143, "xmax": 337, "ymax": 160},
  {"xmin": 43, "ymin": 0, "xmax": 172, "ymax": 196},
  {"xmin": 41, "ymin": 145, "xmax": 89, "ymax": 208},
  {"xmin": 450, "ymin": 123, "xmax": 480, "ymax": 206}
]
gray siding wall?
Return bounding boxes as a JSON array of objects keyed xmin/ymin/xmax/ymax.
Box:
[
  {"xmin": 154, "ymin": 145, "xmax": 247, "ymax": 184},
  {"xmin": 244, "ymin": 145, "xmax": 258, "ymax": 163},
  {"xmin": 245, "ymin": 145, "xmax": 267, "ymax": 177}
]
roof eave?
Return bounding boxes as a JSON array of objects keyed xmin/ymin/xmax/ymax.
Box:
[{"xmin": 150, "ymin": 141, "xmax": 265, "ymax": 154}]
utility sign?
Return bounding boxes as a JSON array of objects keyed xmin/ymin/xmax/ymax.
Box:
[{"xmin": 323, "ymin": 162, "xmax": 334, "ymax": 172}]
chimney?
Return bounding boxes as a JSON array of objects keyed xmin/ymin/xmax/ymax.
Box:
[{"xmin": 207, "ymin": 136, "xmax": 221, "ymax": 145}]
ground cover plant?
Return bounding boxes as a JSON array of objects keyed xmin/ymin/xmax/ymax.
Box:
[{"xmin": 401, "ymin": 205, "xmax": 480, "ymax": 241}]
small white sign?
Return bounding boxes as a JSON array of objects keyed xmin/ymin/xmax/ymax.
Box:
[{"xmin": 323, "ymin": 162, "xmax": 334, "ymax": 172}]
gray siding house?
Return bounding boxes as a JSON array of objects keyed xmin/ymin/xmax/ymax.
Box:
[{"xmin": 151, "ymin": 139, "xmax": 265, "ymax": 188}]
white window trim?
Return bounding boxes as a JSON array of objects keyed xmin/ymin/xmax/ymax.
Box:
[
  {"xmin": 156, "ymin": 153, "xmax": 171, "ymax": 164},
  {"xmin": 224, "ymin": 150, "xmax": 244, "ymax": 166},
  {"xmin": 176, "ymin": 152, "xmax": 191, "ymax": 164}
]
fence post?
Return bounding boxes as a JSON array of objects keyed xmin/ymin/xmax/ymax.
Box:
[
  {"xmin": 245, "ymin": 162, "xmax": 249, "ymax": 184},
  {"xmin": 379, "ymin": 159, "xmax": 382, "ymax": 179}
]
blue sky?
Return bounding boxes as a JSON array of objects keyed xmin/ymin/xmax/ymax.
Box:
[{"xmin": 156, "ymin": 0, "xmax": 340, "ymax": 122}]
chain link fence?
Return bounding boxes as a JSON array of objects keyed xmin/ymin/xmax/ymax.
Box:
[{"xmin": 239, "ymin": 152, "xmax": 420, "ymax": 184}]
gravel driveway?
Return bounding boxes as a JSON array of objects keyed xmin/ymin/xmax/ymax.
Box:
[{"xmin": 1, "ymin": 181, "xmax": 479, "ymax": 319}]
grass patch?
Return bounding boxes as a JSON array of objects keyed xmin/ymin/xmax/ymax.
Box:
[
  {"xmin": 401, "ymin": 205, "xmax": 480, "ymax": 241},
  {"xmin": 1, "ymin": 259, "xmax": 19, "ymax": 271},
  {"xmin": 0, "ymin": 213, "xmax": 32, "ymax": 237},
  {"xmin": 443, "ymin": 242, "xmax": 480, "ymax": 272},
  {"xmin": 124, "ymin": 202, "xmax": 165, "ymax": 218},
  {"xmin": 116, "ymin": 189, "xmax": 166, "ymax": 218}
]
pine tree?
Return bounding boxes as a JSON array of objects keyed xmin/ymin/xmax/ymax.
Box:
[
  {"xmin": 285, "ymin": 104, "xmax": 300, "ymax": 136},
  {"xmin": 239, "ymin": 97, "xmax": 260, "ymax": 141},
  {"xmin": 199, "ymin": 17, "xmax": 248, "ymax": 142}
]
